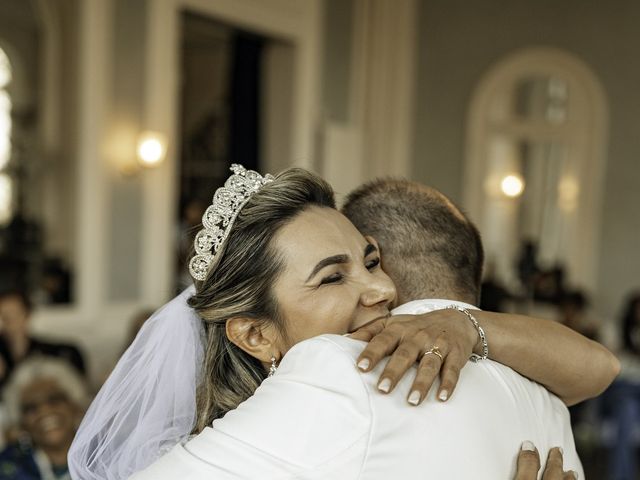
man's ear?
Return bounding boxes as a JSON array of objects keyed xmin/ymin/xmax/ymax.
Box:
[{"xmin": 226, "ymin": 317, "xmax": 280, "ymax": 363}]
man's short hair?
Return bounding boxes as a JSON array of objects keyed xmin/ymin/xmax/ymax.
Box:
[{"xmin": 342, "ymin": 179, "xmax": 484, "ymax": 304}]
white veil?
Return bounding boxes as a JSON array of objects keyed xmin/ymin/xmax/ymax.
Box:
[{"xmin": 68, "ymin": 286, "xmax": 204, "ymax": 479}]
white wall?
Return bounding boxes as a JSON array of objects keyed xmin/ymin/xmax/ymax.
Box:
[
  {"xmin": 29, "ymin": 0, "xmax": 326, "ymax": 385},
  {"xmin": 413, "ymin": 0, "xmax": 640, "ymax": 322}
]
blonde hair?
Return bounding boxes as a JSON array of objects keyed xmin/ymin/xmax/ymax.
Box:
[{"xmin": 188, "ymin": 167, "xmax": 335, "ymax": 431}]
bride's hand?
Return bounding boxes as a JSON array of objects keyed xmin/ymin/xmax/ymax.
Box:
[
  {"xmin": 514, "ymin": 443, "xmax": 577, "ymax": 480},
  {"xmin": 349, "ymin": 310, "xmax": 479, "ymax": 405}
]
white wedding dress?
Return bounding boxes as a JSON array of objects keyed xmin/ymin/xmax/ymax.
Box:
[{"xmin": 130, "ymin": 299, "xmax": 584, "ymax": 480}]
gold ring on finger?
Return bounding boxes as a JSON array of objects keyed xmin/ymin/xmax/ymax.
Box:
[{"xmin": 424, "ymin": 346, "xmax": 443, "ymax": 362}]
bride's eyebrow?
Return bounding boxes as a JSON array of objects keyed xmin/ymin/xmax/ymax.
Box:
[
  {"xmin": 305, "ymin": 244, "xmax": 378, "ymax": 282},
  {"xmin": 306, "ymin": 254, "xmax": 349, "ymax": 282}
]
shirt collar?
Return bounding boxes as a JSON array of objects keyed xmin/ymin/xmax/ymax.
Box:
[{"xmin": 391, "ymin": 298, "xmax": 479, "ymax": 316}]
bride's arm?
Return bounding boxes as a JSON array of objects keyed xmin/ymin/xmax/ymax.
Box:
[
  {"xmin": 352, "ymin": 309, "xmax": 620, "ymax": 406},
  {"xmin": 468, "ymin": 310, "xmax": 619, "ymax": 405}
]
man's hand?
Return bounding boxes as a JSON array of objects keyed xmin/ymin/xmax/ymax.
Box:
[
  {"xmin": 515, "ymin": 442, "xmax": 578, "ymax": 479},
  {"xmin": 349, "ymin": 309, "xmax": 479, "ymax": 405}
]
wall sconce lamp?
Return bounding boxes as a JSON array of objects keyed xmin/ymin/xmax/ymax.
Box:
[
  {"xmin": 137, "ymin": 131, "xmax": 167, "ymax": 168},
  {"xmin": 500, "ymin": 174, "xmax": 525, "ymax": 198}
]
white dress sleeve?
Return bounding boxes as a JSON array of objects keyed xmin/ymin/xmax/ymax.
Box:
[{"xmin": 130, "ymin": 334, "xmax": 371, "ymax": 480}]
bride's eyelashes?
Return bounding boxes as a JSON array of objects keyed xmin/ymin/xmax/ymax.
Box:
[
  {"xmin": 365, "ymin": 257, "xmax": 380, "ymax": 270},
  {"xmin": 319, "ymin": 257, "xmax": 381, "ymax": 286},
  {"xmin": 319, "ymin": 272, "xmax": 344, "ymax": 286}
]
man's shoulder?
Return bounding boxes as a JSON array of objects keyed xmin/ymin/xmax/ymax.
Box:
[
  {"xmin": 274, "ymin": 335, "xmax": 370, "ymax": 401},
  {"xmin": 205, "ymin": 334, "xmax": 371, "ymax": 472},
  {"xmin": 280, "ymin": 334, "xmax": 567, "ymax": 423},
  {"xmin": 288, "ymin": 333, "xmax": 365, "ymax": 353},
  {"xmin": 466, "ymin": 359, "xmax": 558, "ymax": 400},
  {"xmin": 285, "ymin": 334, "xmax": 558, "ymax": 404},
  {"xmin": 280, "ymin": 334, "xmax": 365, "ymax": 371},
  {"xmin": 389, "ymin": 299, "xmax": 566, "ymax": 407},
  {"xmin": 465, "ymin": 359, "xmax": 565, "ymax": 410}
]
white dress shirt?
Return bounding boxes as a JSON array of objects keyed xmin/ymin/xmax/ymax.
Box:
[{"xmin": 131, "ymin": 299, "xmax": 584, "ymax": 479}]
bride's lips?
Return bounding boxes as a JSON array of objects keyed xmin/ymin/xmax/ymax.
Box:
[{"xmin": 348, "ymin": 312, "xmax": 391, "ymax": 334}]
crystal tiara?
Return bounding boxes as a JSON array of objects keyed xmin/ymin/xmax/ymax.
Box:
[{"xmin": 188, "ymin": 164, "xmax": 275, "ymax": 281}]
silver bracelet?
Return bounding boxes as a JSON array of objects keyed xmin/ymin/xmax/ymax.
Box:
[{"xmin": 446, "ymin": 305, "xmax": 488, "ymax": 362}]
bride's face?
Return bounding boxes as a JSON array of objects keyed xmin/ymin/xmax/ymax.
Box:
[{"xmin": 272, "ymin": 206, "xmax": 396, "ymax": 350}]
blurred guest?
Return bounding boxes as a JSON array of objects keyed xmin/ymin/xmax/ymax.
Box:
[
  {"xmin": 516, "ymin": 239, "xmax": 539, "ymax": 295},
  {"xmin": 0, "ymin": 291, "xmax": 85, "ymax": 388},
  {"xmin": 479, "ymin": 277, "xmax": 512, "ymax": 312},
  {"xmin": 0, "ymin": 215, "xmax": 42, "ymax": 295},
  {"xmin": 558, "ymin": 290, "xmax": 600, "ymax": 341},
  {"xmin": 607, "ymin": 291, "xmax": 640, "ymax": 480},
  {"xmin": 621, "ymin": 292, "xmax": 640, "ymax": 355},
  {"xmin": 533, "ymin": 265, "xmax": 566, "ymax": 304},
  {"xmin": 39, "ymin": 259, "xmax": 72, "ymax": 305},
  {"xmin": 480, "ymin": 263, "xmax": 512, "ymax": 313},
  {"xmin": 479, "ymin": 261, "xmax": 512, "ymax": 312},
  {"xmin": 0, "ymin": 358, "xmax": 89, "ymax": 479}
]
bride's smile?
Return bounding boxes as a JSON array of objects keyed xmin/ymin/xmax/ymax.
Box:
[{"xmin": 271, "ymin": 206, "xmax": 396, "ymax": 348}]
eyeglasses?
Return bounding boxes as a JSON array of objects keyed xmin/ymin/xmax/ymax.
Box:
[{"xmin": 21, "ymin": 392, "xmax": 70, "ymax": 416}]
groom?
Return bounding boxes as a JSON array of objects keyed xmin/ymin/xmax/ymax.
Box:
[
  {"xmin": 343, "ymin": 179, "xmax": 611, "ymax": 407},
  {"xmin": 340, "ymin": 178, "xmax": 584, "ymax": 477},
  {"xmin": 134, "ymin": 178, "xmax": 586, "ymax": 479}
]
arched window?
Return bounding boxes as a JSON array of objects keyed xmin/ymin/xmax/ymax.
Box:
[
  {"xmin": 464, "ymin": 47, "xmax": 608, "ymax": 293},
  {"xmin": 0, "ymin": 46, "xmax": 12, "ymax": 224}
]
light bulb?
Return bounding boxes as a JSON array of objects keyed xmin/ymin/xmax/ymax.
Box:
[
  {"xmin": 501, "ymin": 174, "xmax": 524, "ymax": 198},
  {"xmin": 137, "ymin": 132, "xmax": 166, "ymax": 167}
]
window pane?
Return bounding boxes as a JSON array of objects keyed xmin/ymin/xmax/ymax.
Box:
[{"xmin": 513, "ymin": 76, "xmax": 568, "ymax": 124}]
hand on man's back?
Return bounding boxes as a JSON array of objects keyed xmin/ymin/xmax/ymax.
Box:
[
  {"xmin": 515, "ymin": 443, "xmax": 578, "ymax": 480},
  {"xmin": 350, "ymin": 309, "xmax": 477, "ymax": 405}
]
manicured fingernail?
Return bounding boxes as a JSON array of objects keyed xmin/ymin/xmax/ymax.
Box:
[
  {"xmin": 568, "ymin": 471, "xmax": 578, "ymax": 479},
  {"xmin": 378, "ymin": 378, "xmax": 391, "ymax": 393},
  {"xmin": 521, "ymin": 440, "xmax": 535, "ymax": 451},
  {"xmin": 357, "ymin": 358, "xmax": 370, "ymax": 371},
  {"xmin": 438, "ymin": 389, "xmax": 448, "ymax": 401},
  {"xmin": 408, "ymin": 391, "xmax": 421, "ymax": 405}
]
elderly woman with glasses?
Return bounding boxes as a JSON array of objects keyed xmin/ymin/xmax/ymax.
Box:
[{"xmin": 0, "ymin": 357, "xmax": 89, "ymax": 480}]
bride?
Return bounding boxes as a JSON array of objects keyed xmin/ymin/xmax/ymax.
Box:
[{"xmin": 68, "ymin": 165, "xmax": 617, "ymax": 479}]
